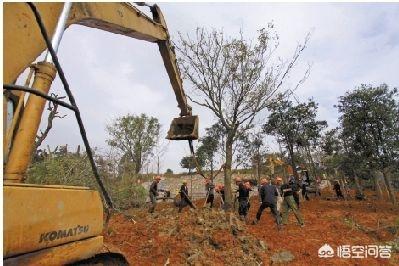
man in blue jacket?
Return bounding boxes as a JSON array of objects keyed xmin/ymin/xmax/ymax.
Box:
[{"xmin": 252, "ymin": 178, "xmax": 281, "ymax": 229}]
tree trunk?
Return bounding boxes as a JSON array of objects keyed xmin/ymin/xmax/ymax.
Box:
[
  {"xmin": 135, "ymin": 151, "xmax": 142, "ymax": 174},
  {"xmin": 305, "ymin": 145, "xmax": 317, "ymax": 180},
  {"xmin": 224, "ymin": 134, "xmax": 234, "ymax": 210},
  {"xmin": 210, "ymin": 160, "xmax": 214, "ymax": 179},
  {"xmin": 287, "ymin": 142, "xmax": 298, "ymax": 179},
  {"xmin": 372, "ymin": 170, "xmax": 383, "ymax": 200},
  {"xmin": 157, "ymin": 156, "xmax": 160, "ymax": 175},
  {"xmin": 382, "ymin": 169, "xmax": 397, "ymax": 205},
  {"xmin": 257, "ymin": 152, "xmax": 261, "ymax": 182},
  {"xmin": 353, "ymin": 175, "xmax": 364, "ymax": 198},
  {"xmin": 340, "ymin": 177, "xmax": 348, "ymax": 200}
]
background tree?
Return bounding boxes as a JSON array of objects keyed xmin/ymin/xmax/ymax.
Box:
[
  {"xmin": 196, "ymin": 125, "xmax": 220, "ymax": 178},
  {"xmin": 247, "ymin": 131, "xmax": 268, "ymax": 182},
  {"xmin": 34, "ymin": 93, "xmax": 67, "ymax": 154},
  {"xmin": 180, "ymin": 156, "xmax": 197, "ymax": 174},
  {"xmin": 263, "ymin": 98, "xmax": 327, "ymax": 179},
  {"xmin": 177, "ymin": 26, "xmax": 310, "ymax": 207},
  {"xmin": 153, "ymin": 133, "xmax": 169, "ymax": 175},
  {"xmin": 106, "ymin": 113, "xmax": 160, "ymax": 174},
  {"xmin": 336, "ymin": 84, "xmax": 398, "ymax": 204}
]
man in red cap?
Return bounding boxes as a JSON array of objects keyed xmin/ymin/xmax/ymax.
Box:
[
  {"xmin": 205, "ymin": 178, "xmax": 215, "ymax": 208},
  {"xmin": 235, "ymin": 176, "xmax": 251, "ymax": 221}
]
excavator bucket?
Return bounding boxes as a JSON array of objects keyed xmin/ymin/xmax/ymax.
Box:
[{"xmin": 166, "ymin": 115, "xmax": 199, "ymax": 140}]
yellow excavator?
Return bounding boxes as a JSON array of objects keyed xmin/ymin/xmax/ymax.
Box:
[
  {"xmin": 266, "ymin": 154, "xmax": 286, "ymax": 177},
  {"xmin": 3, "ymin": 2, "xmax": 198, "ymax": 265}
]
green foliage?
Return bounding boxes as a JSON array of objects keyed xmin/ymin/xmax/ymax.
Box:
[
  {"xmin": 196, "ymin": 124, "xmax": 221, "ymax": 173},
  {"xmin": 27, "ymin": 153, "xmax": 147, "ymax": 209},
  {"xmin": 106, "ymin": 178, "xmax": 147, "ymax": 209},
  {"xmin": 336, "ymin": 84, "xmax": 399, "ymax": 170},
  {"xmin": 27, "ymin": 153, "xmax": 97, "ymax": 187},
  {"xmin": 165, "ymin": 168, "xmax": 173, "ymax": 174},
  {"xmin": 180, "ymin": 156, "xmax": 196, "ymax": 171},
  {"xmin": 106, "ymin": 113, "xmax": 160, "ymax": 174},
  {"xmin": 321, "ymin": 128, "xmax": 341, "ymax": 156},
  {"xmin": 263, "ymin": 98, "xmax": 327, "ymax": 176},
  {"xmin": 264, "ymin": 98, "xmax": 327, "ymax": 148}
]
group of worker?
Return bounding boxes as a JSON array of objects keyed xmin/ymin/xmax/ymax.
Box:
[
  {"xmin": 148, "ymin": 175, "xmax": 305, "ymax": 229},
  {"xmin": 234, "ymin": 176, "xmax": 305, "ymax": 229},
  {"xmin": 148, "ymin": 176, "xmax": 196, "ymax": 213}
]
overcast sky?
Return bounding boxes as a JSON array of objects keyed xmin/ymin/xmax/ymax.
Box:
[{"xmin": 29, "ymin": 2, "xmax": 399, "ymax": 174}]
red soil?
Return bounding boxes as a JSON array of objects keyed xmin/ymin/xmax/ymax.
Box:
[{"xmin": 104, "ymin": 190, "xmax": 399, "ymax": 265}]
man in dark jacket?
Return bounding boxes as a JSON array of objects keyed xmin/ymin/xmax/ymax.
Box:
[
  {"xmin": 333, "ymin": 180, "xmax": 344, "ymax": 199},
  {"xmin": 253, "ymin": 178, "xmax": 282, "ymax": 228},
  {"xmin": 281, "ymin": 180, "xmax": 305, "ymax": 227},
  {"xmin": 289, "ymin": 176, "xmax": 301, "ymax": 208},
  {"xmin": 148, "ymin": 176, "xmax": 161, "ymax": 213},
  {"xmin": 300, "ymin": 172, "xmax": 310, "ymax": 201},
  {"xmin": 205, "ymin": 178, "xmax": 215, "ymax": 208},
  {"xmin": 179, "ymin": 180, "xmax": 195, "ymax": 212},
  {"xmin": 235, "ymin": 177, "xmax": 251, "ymax": 221}
]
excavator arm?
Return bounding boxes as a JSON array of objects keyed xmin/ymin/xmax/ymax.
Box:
[
  {"xmin": 4, "ymin": 2, "xmax": 190, "ymax": 115},
  {"xmin": 3, "ymin": 2, "xmax": 197, "ymax": 182}
]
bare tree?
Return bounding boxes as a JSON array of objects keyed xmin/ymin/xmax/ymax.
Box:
[
  {"xmin": 35, "ymin": 93, "xmax": 67, "ymax": 150},
  {"xmin": 153, "ymin": 133, "xmax": 169, "ymax": 175},
  {"xmin": 176, "ymin": 26, "xmax": 310, "ymax": 208}
]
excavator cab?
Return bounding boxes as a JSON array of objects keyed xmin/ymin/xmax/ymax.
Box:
[{"xmin": 166, "ymin": 115, "xmax": 199, "ymax": 140}]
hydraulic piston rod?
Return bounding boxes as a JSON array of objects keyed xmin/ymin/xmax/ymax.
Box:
[{"xmin": 4, "ymin": 3, "xmax": 71, "ymax": 182}]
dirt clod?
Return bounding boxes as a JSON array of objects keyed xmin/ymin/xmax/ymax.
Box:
[{"xmin": 271, "ymin": 250, "xmax": 295, "ymax": 264}]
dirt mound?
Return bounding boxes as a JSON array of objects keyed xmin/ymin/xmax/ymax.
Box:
[{"xmin": 105, "ymin": 205, "xmax": 267, "ymax": 265}]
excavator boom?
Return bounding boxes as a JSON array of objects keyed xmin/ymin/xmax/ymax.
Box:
[{"xmin": 4, "ymin": 2, "xmax": 190, "ymax": 115}]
